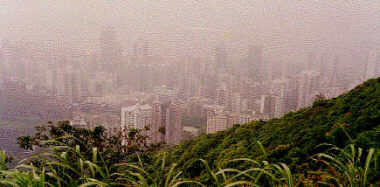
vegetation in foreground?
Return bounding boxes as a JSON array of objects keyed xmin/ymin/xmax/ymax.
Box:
[
  {"xmin": 0, "ymin": 77, "xmax": 379, "ymax": 186},
  {"xmin": 0, "ymin": 140, "xmax": 377, "ymax": 186}
]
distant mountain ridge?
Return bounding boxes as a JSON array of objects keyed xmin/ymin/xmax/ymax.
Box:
[{"xmin": 165, "ymin": 77, "xmax": 380, "ymax": 183}]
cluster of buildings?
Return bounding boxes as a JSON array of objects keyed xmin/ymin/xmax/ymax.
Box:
[
  {"xmin": 1, "ymin": 28, "xmax": 379, "ymax": 145},
  {"xmin": 120, "ymin": 101, "xmax": 182, "ymax": 145}
]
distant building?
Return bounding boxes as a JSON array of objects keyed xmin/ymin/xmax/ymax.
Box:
[
  {"xmin": 206, "ymin": 110, "xmax": 228, "ymax": 134},
  {"xmin": 133, "ymin": 38, "xmax": 150, "ymax": 66},
  {"xmin": 297, "ymin": 70, "xmax": 320, "ymax": 109},
  {"xmin": 70, "ymin": 116, "xmax": 90, "ymax": 129},
  {"xmin": 200, "ymin": 73, "xmax": 218, "ymax": 100},
  {"xmin": 206, "ymin": 109, "xmax": 253, "ymax": 134},
  {"xmin": 165, "ymin": 103, "xmax": 182, "ymax": 145},
  {"xmin": 100, "ymin": 27, "xmax": 122, "ymax": 71},
  {"xmin": 365, "ymin": 49, "xmax": 380, "ymax": 80},
  {"xmin": 271, "ymin": 77, "xmax": 299, "ymax": 117},
  {"xmin": 306, "ymin": 52, "xmax": 316, "ymax": 70},
  {"xmin": 216, "ymin": 82, "xmax": 232, "ymax": 110},
  {"xmin": 232, "ymin": 93, "xmax": 248, "ymax": 114},
  {"xmin": 183, "ymin": 126, "xmax": 200, "ymax": 137},
  {"xmin": 215, "ymin": 43, "xmax": 227, "ymax": 69},
  {"xmin": 248, "ymin": 45, "xmax": 263, "ymax": 81},
  {"xmin": 56, "ymin": 68, "xmax": 73, "ymax": 103},
  {"xmin": 260, "ymin": 94, "xmax": 276, "ymax": 118},
  {"xmin": 120, "ymin": 103, "xmax": 152, "ymax": 142},
  {"xmin": 228, "ymin": 113, "xmax": 252, "ymax": 126},
  {"xmin": 151, "ymin": 101, "xmax": 182, "ymax": 145}
]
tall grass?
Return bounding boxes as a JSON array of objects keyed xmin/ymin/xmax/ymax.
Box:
[
  {"xmin": 313, "ymin": 144, "xmax": 377, "ymax": 187},
  {"xmin": 0, "ymin": 145, "xmax": 197, "ymax": 187},
  {"xmin": 218, "ymin": 141, "xmax": 295, "ymax": 187},
  {"xmin": 0, "ymin": 141, "xmax": 377, "ymax": 186},
  {"xmin": 112, "ymin": 152, "xmax": 201, "ymax": 186}
]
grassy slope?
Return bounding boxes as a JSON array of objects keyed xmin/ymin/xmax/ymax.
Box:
[{"xmin": 165, "ymin": 78, "xmax": 380, "ymax": 181}]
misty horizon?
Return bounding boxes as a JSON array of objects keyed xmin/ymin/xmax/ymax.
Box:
[{"xmin": 1, "ymin": 1, "xmax": 379, "ymax": 63}]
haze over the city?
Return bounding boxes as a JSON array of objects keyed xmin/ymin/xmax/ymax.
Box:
[
  {"xmin": 1, "ymin": 1, "xmax": 379, "ymax": 61},
  {"xmin": 1, "ymin": 1, "xmax": 380, "ymax": 185},
  {"xmin": 0, "ymin": 0, "xmax": 379, "ymax": 159}
]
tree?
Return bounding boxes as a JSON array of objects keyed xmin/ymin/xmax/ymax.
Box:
[
  {"xmin": 17, "ymin": 121, "xmax": 162, "ymax": 167},
  {"xmin": 312, "ymin": 92, "xmax": 327, "ymax": 107},
  {"xmin": 158, "ymin": 126, "xmax": 166, "ymax": 135}
]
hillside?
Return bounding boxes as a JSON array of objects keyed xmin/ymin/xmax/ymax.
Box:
[{"xmin": 165, "ymin": 77, "xmax": 380, "ymax": 183}]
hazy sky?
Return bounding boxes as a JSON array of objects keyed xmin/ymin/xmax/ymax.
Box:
[{"xmin": 0, "ymin": 0, "xmax": 379, "ymax": 62}]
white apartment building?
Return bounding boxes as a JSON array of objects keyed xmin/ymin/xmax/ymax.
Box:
[
  {"xmin": 207, "ymin": 110, "xmax": 253, "ymax": 134},
  {"xmin": 206, "ymin": 110, "xmax": 228, "ymax": 134},
  {"xmin": 297, "ymin": 70, "xmax": 320, "ymax": 109},
  {"xmin": 70, "ymin": 116, "xmax": 90, "ymax": 129},
  {"xmin": 121, "ymin": 103, "xmax": 152, "ymax": 131}
]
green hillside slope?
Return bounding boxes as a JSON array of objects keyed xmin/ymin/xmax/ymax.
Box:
[{"xmin": 165, "ymin": 78, "xmax": 380, "ymax": 183}]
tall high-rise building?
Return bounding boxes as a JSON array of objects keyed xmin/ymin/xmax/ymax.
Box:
[
  {"xmin": 232, "ymin": 93, "xmax": 248, "ymax": 114},
  {"xmin": 0, "ymin": 41, "xmax": 6, "ymax": 78},
  {"xmin": 330, "ymin": 55, "xmax": 340, "ymax": 87},
  {"xmin": 206, "ymin": 110, "xmax": 228, "ymax": 134},
  {"xmin": 365, "ymin": 49, "xmax": 379, "ymax": 80},
  {"xmin": 56, "ymin": 68, "xmax": 73, "ymax": 103},
  {"xmin": 215, "ymin": 43, "xmax": 227, "ymax": 69},
  {"xmin": 297, "ymin": 70, "xmax": 320, "ymax": 109},
  {"xmin": 120, "ymin": 103, "xmax": 152, "ymax": 143},
  {"xmin": 100, "ymin": 27, "xmax": 122, "ymax": 71},
  {"xmin": 133, "ymin": 38, "xmax": 149, "ymax": 65},
  {"xmin": 271, "ymin": 77, "xmax": 299, "ymax": 116},
  {"xmin": 319, "ymin": 53, "xmax": 328, "ymax": 77},
  {"xmin": 248, "ymin": 45, "xmax": 263, "ymax": 81},
  {"xmin": 152, "ymin": 102, "xmax": 167, "ymax": 143},
  {"xmin": 260, "ymin": 94, "xmax": 276, "ymax": 118},
  {"xmin": 306, "ymin": 52, "xmax": 315, "ymax": 70},
  {"xmin": 200, "ymin": 73, "xmax": 218, "ymax": 100},
  {"xmin": 151, "ymin": 101, "xmax": 182, "ymax": 145},
  {"xmin": 46, "ymin": 56, "xmax": 58, "ymax": 93},
  {"xmin": 165, "ymin": 103, "xmax": 182, "ymax": 145}
]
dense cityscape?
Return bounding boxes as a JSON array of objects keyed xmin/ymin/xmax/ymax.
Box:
[
  {"xmin": 1, "ymin": 27, "xmax": 379, "ymax": 152},
  {"xmin": 0, "ymin": 1, "xmax": 379, "ymax": 186}
]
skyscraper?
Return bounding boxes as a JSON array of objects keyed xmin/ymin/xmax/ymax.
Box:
[
  {"xmin": 306, "ymin": 52, "xmax": 315, "ymax": 70},
  {"xmin": 319, "ymin": 53, "xmax": 328, "ymax": 78},
  {"xmin": 329, "ymin": 55, "xmax": 340, "ymax": 88},
  {"xmin": 248, "ymin": 45, "xmax": 263, "ymax": 81},
  {"xmin": 297, "ymin": 70, "xmax": 320, "ymax": 109},
  {"xmin": 133, "ymin": 38, "xmax": 149, "ymax": 65},
  {"xmin": 215, "ymin": 43, "xmax": 227, "ymax": 69},
  {"xmin": 365, "ymin": 49, "xmax": 379, "ymax": 80},
  {"xmin": 151, "ymin": 101, "xmax": 182, "ymax": 145},
  {"xmin": 100, "ymin": 27, "xmax": 122, "ymax": 71},
  {"xmin": 165, "ymin": 103, "xmax": 182, "ymax": 145},
  {"xmin": 120, "ymin": 103, "xmax": 152, "ymax": 143},
  {"xmin": 260, "ymin": 94, "xmax": 276, "ymax": 118}
]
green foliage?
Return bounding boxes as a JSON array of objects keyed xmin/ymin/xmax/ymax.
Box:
[
  {"xmin": 16, "ymin": 121, "xmax": 163, "ymax": 168},
  {"xmin": 0, "ymin": 145, "xmax": 198, "ymax": 187},
  {"xmin": 164, "ymin": 77, "xmax": 380, "ymax": 185},
  {"xmin": 313, "ymin": 144, "xmax": 378, "ymax": 186},
  {"xmin": 2, "ymin": 141, "xmax": 376, "ymax": 186}
]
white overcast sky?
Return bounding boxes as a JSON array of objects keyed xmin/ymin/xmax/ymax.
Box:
[{"xmin": 0, "ymin": 1, "xmax": 379, "ymax": 62}]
